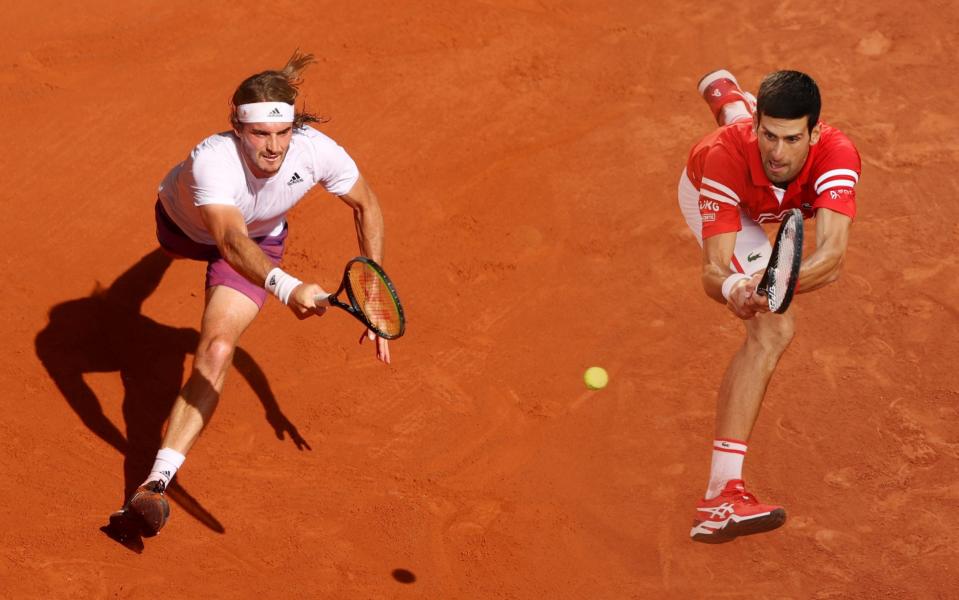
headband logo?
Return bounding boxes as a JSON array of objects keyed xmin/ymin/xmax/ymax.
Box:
[{"xmin": 236, "ymin": 102, "xmax": 294, "ymax": 123}]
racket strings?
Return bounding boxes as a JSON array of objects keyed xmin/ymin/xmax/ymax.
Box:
[
  {"xmin": 768, "ymin": 223, "xmax": 799, "ymax": 312},
  {"xmin": 348, "ymin": 263, "xmax": 402, "ymax": 337}
]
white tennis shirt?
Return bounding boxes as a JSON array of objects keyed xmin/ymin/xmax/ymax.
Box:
[{"xmin": 157, "ymin": 126, "xmax": 360, "ymax": 245}]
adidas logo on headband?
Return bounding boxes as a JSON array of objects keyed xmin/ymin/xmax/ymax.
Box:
[{"xmin": 236, "ymin": 102, "xmax": 295, "ymax": 123}]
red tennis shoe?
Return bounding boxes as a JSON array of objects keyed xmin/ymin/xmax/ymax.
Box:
[
  {"xmin": 690, "ymin": 479, "xmax": 786, "ymax": 543},
  {"xmin": 697, "ymin": 69, "xmax": 756, "ymax": 126}
]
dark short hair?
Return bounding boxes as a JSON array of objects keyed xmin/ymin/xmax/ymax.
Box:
[{"xmin": 756, "ymin": 70, "xmax": 821, "ymax": 133}]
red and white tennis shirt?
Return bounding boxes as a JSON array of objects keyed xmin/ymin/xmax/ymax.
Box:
[{"xmin": 685, "ymin": 120, "xmax": 860, "ymax": 239}]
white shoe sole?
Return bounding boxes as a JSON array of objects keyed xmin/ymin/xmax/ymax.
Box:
[{"xmin": 690, "ymin": 508, "xmax": 786, "ymax": 543}]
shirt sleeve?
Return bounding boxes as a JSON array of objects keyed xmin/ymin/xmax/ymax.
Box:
[
  {"xmin": 306, "ymin": 130, "xmax": 360, "ymax": 196},
  {"xmin": 810, "ymin": 131, "xmax": 860, "ymax": 220},
  {"xmin": 190, "ymin": 142, "xmax": 241, "ymax": 207},
  {"xmin": 698, "ymin": 145, "xmax": 747, "ymax": 239}
]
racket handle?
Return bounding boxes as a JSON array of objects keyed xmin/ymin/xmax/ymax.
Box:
[{"xmin": 314, "ymin": 294, "xmax": 332, "ymax": 306}]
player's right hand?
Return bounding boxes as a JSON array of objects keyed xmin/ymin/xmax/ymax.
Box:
[
  {"xmin": 726, "ymin": 273, "xmax": 768, "ymax": 319},
  {"xmin": 288, "ymin": 283, "xmax": 329, "ymax": 320}
]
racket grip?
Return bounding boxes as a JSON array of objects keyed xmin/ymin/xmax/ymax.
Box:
[{"xmin": 314, "ymin": 294, "xmax": 332, "ymax": 306}]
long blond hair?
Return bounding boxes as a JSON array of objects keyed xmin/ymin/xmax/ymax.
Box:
[{"xmin": 230, "ymin": 50, "xmax": 327, "ymax": 129}]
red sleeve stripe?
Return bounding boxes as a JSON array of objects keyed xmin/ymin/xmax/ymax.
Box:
[
  {"xmin": 814, "ymin": 168, "xmax": 859, "ymax": 190},
  {"xmin": 701, "ymin": 176, "xmax": 741, "ymax": 204}
]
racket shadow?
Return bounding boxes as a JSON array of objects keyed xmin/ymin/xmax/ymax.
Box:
[{"xmin": 166, "ymin": 480, "xmax": 225, "ymax": 533}]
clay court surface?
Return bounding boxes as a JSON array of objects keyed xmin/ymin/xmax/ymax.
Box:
[{"xmin": 2, "ymin": 1, "xmax": 957, "ymax": 598}]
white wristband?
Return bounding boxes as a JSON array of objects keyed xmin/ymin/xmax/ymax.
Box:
[
  {"xmin": 721, "ymin": 273, "xmax": 751, "ymax": 302},
  {"xmin": 264, "ymin": 267, "xmax": 302, "ymax": 305}
]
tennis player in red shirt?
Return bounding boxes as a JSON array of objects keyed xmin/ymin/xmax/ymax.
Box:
[{"xmin": 678, "ymin": 69, "xmax": 860, "ymax": 543}]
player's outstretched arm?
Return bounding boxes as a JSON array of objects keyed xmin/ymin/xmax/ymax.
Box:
[
  {"xmin": 200, "ymin": 204, "xmax": 278, "ymax": 285},
  {"xmin": 339, "ymin": 174, "xmax": 391, "ymax": 364},
  {"xmin": 702, "ymin": 232, "xmax": 738, "ymax": 304},
  {"xmin": 200, "ymin": 203, "xmax": 327, "ymax": 318},
  {"xmin": 795, "ymin": 208, "xmax": 852, "ymax": 294},
  {"xmin": 338, "ymin": 174, "xmax": 385, "ymax": 263}
]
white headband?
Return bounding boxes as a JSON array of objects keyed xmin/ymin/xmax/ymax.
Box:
[{"xmin": 236, "ymin": 102, "xmax": 295, "ymax": 123}]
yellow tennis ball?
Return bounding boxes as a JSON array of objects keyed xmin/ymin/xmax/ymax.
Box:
[{"xmin": 584, "ymin": 366, "xmax": 608, "ymax": 390}]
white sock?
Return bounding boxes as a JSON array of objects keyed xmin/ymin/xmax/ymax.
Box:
[
  {"xmin": 720, "ymin": 101, "xmax": 752, "ymax": 126},
  {"xmin": 143, "ymin": 447, "xmax": 186, "ymax": 488},
  {"xmin": 705, "ymin": 438, "xmax": 747, "ymax": 499}
]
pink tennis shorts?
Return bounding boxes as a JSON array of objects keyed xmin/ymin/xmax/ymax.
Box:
[{"xmin": 154, "ymin": 200, "xmax": 287, "ymax": 308}]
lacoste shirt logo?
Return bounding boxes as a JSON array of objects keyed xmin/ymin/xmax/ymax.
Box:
[{"xmin": 747, "ymin": 252, "xmax": 762, "ymax": 262}]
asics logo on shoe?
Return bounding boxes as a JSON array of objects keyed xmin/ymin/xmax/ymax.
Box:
[{"xmin": 697, "ymin": 502, "xmax": 735, "ymax": 520}]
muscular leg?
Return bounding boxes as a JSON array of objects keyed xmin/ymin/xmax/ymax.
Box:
[
  {"xmin": 161, "ymin": 285, "xmax": 261, "ymax": 454},
  {"xmin": 692, "ymin": 309, "xmax": 794, "ymax": 540},
  {"xmin": 715, "ymin": 310, "xmax": 795, "ymax": 440}
]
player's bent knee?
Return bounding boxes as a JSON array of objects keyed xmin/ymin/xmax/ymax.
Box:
[
  {"xmin": 748, "ymin": 313, "xmax": 795, "ymax": 353},
  {"xmin": 196, "ymin": 335, "xmax": 238, "ymax": 375}
]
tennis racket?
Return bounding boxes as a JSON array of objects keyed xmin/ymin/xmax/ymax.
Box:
[
  {"xmin": 315, "ymin": 257, "xmax": 405, "ymax": 340},
  {"xmin": 756, "ymin": 208, "xmax": 804, "ymax": 314}
]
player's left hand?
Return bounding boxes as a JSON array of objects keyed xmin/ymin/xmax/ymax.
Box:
[{"xmin": 359, "ymin": 328, "xmax": 391, "ymax": 364}]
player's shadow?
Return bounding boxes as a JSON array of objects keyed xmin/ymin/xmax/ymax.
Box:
[{"xmin": 35, "ymin": 248, "xmax": 310, "ymax": 552}]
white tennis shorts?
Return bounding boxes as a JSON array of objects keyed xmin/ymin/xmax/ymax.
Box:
[{"xmin": 677, "ymin": 168, "xmax": 772, "ymax": 276}]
